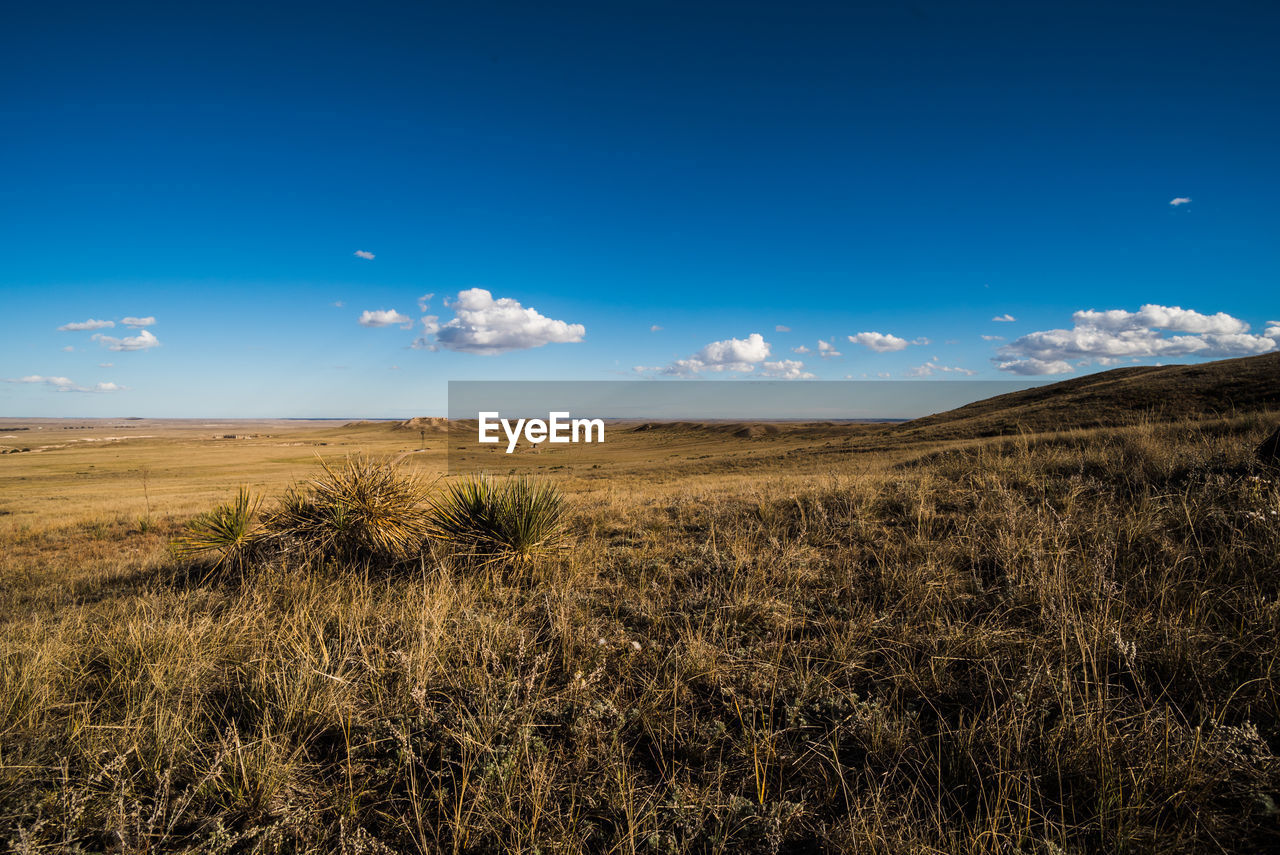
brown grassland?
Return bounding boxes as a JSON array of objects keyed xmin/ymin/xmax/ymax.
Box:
[{"xmin": 2, "ymin": 396, "xmax": 1279, "ymax": 852}]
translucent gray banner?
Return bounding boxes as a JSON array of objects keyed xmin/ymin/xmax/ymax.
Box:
[{"xmin": 444, "ymin": 380, "xmax": 1040, "ymax": 475}]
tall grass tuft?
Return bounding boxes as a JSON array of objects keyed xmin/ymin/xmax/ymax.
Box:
[
  {"xmin": 170, "ymin": 486, "xmax": 260, "ymax": 571},
  {"xmin": 428, "ymin": 475, "xmax": 568, "ymax": 564},
  {"xmin": 262, "ymin": 456, "xmax": 431, "ymax": 564}
]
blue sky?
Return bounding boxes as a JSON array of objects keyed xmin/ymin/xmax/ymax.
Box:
[{"xmin": 2, "ymin": 0, "xmax": 1277, "ymax": 417}]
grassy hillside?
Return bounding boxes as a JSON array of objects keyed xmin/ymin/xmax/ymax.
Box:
[{"xmin": 895, "ymin": 351, "xmax": 1280, "ymax": 440}]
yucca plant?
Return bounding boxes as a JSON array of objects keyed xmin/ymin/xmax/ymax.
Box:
[
  {"xmin": 171, "ymin": 486, "xmax": 261, "ymax": 571},
  {"xmin": 263, "ymin": 456, "xmax": 432, "ymax": 564},
  {"xmin": 428, "ymin": 475, "xmax": 568, "ymax": 564}
]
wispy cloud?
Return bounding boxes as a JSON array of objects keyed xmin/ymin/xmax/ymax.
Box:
[
  {"xmin": 992, "ymin": 313, "xmax": 1016, "ymax": 322},
  {"xmin": 413, "ymin": 288, "xmax": 585, "ymax": 355},
  {"xmin": 121, "ymin": 316, "xmax": 155, "ymax": 328},
  {"xmin": 58, "ymin": 319, "xmax": 114, "ymax": 331},
  {"xmin": 993, "ymin": 304, "xmax": 1277, "ymax": 375},
  {"xmin": 775, "ymin": 324, "xmax": 791, "ymax": 333},
  {"xmin": 354, "ymin": 250, "xmax": 375, "ymax": 260},
  {"xmin": 981, "ymin": 334, "xmax": 1004, "ymax": 341},
  {"xmin": 650, "ymin": 324, "xmax": 663, "ymax": 332},
  {"xmin": 1169, "ymin": 197, "xmax": 1192, "ymax": 206},
  {"xmin": 92, "ymin": 329, "xmax": 160, "ymax": 351},
  {"xmin": 417, "ymin": 293, "xmax": 435, "ymax": 312},
  {"xmin": 4, "ymin": 375, "xmax": 125, "ymax": 393},
  {"xmin": 905, "ymin": 359, "xmax": 976, "ymax": 377}
]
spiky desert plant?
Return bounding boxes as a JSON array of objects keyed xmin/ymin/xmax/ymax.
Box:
[
  {"xmin": 171, "ymin": 486, "xmax": 261, "ymax": 571},
  {"xmin": 428, "ymin": 475, "xmax": 568, "ymax": 564},
  {"xmin": 263, "ymin": 456, "xmax": 432, "ymax": 564}
]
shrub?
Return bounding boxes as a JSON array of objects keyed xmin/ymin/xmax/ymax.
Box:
[
  {"xmin": 428, "ymin": 475, "xmax": 568, "ymax": 564},
  {"xmin": 171, "ymin": 486, "xmax": 261, "ymax": 571},
  {"xmin": 262, "ymin": 456, "xmax": 432, "ymax": 564}
]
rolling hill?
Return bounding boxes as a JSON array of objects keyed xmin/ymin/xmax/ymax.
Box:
[{"xmin": 894, "ymin": 351, "xmax": 1280, "ymax": 440}]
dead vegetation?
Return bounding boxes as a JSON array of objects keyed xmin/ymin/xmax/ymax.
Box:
[{"xmin": 2, "ymin": 415, "xmax": 1279, "ymax": 853}]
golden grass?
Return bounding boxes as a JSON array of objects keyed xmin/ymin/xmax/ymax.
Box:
[{"xmin": 2, "ymin": 414, "xmax": 1279, "ymax": 852}]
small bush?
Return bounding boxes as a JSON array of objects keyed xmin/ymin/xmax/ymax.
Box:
[
  {"xmin": 428, "ymin": 475, "xmax": 568, "ymax": 564},
  {"xmin": 262, "ymin": 456, "xmax": 431, "ymax": 564},
  {"xmin": 171, "ymin": 486, "xmax": 260, "ymax": 571}
]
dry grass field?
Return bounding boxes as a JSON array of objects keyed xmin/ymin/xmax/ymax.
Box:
[{"xmin": 2, "ymin": 403, "xmax": 1279, "ymax": 852}]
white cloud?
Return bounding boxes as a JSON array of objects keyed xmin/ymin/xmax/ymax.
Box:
[
  {"xmin": 333, "ymin": 301, "xmax": 345, "ymax": 308},
  {"xmin": 417, "ymin": 294, "xmax": 434, "ymax": 312},
  {"xmin": 650, "ymin": 325, "xmax": 663, "ymax": 332},
  {"xmin": 775, "ymin": 325, "xmax": 791, "ymax": 333},
  {"xmin": 849, "ymin": 331, "xmax": 909, "ymax": 352},
  {"xmin": 358, "ymin": 309, "xmax": 413, "ymax": 329},
  {"xmin": 4, "ymin": 375, "xmax": 124, "ymax": 393},
  {"xmin": 905, "ymin": 360, "xmax": 977, "ymax": 377},
  {"xmin": 1266, "ymin": 321, "xmax": 1280, "ymax": 339},
  {"xmin": 817, "ymin": 339, "xmax": 842, "ymax": 358},
  {"xmin": 121, "ymin": 316, "xmax": 155, "ymax": 328},
  {"xmin": 98, "ymin": 362, "xmax": 113, "ymax": 368},
  {"xmin": 993, "ymin": 304, "xmax": 1277, "ymax": 375},
  {"xmin": 62, "ymin": 346, "xmax": 75, "ymax": 353},
  {"xmin": 354, "ymin": 250, "xmax": 375, "ymax": 260},
  {"xmin": 761, "ymin": 359, "xmax": 814, "ymax": 379},
  {"xmin": 792, "ymin": 345, "xmax": 811, "ymax": 354},
  {"xmin": 645, "ymin": 332, "xmax": 772, "ymax": 376},
  {"xmin": 992, "ymin": 313, "xmax": 1016, "ymax": 322},
  {"xmin": 981, "ymin": 334, "xmax": 1004, "ymax": 341},
  {"xmin": 92, "ymin": 329, "xmax": 160, "ymax": 351},
  {"xmin": 1072, "ymin": 305, "xmax": 1248, "ymax": 334},
  {"xmin": 413, "ymin": 288, "xmax": 585, "ymax": 355},
  {"xmin": 1169, "ymin": 197, "xmax": 1192, "ymax": 206},
  {"xmin": 58, "ymin": 319, "xmax": 114, "ymax": 331}
]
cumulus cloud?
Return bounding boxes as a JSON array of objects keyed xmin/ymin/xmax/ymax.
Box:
[
  {"xmin": 92, "ymin": 329, "xmax": 160, "ymax": 351},
  {"xmin": 993, "ymin": 304, "xmax": 1277, "ymax": 375},
  {"xmin": 354, "ymin": 250, "xmax": 375, "ymax": 260},
  {"xmin": 1072, "ymin": 305, "xmax": 1248, "ymax": 335},
  {"xmin": 848, "ymin": 331, "xmax": 909, "ymax": 353},
  {"xmin": 4, "ymin": 375, "xmax": 124, "ymax": 393},
  {"xmin": 817, "ymin": 339, "xmax": 842, "ymax": 358},
  {"xmin": 761, "ymin": 359, "xmax": 815, "ymax": 379},
  {"xmin": 775, "ymin": 325, "xmax": 791, "ymax": 333},
  {"xmin": 358, "ymin": 309, "xmax": 413, "ymax": 329},
  {"xmin": 1169, "ymin": 197, "xmax": 1192, "ymax": 206},
  {"xmin": 641, "ymin": 333, "xmax": 773, "ymax": 376},
  {"xmin": 792, "ymin": 344, "xmax": 811, "ymax": 354},
  {"xmin": 1267, "ymin": 321, "xmax": 1280, "ymax": 339},
  {"xmin": 121, "ymin": 316, "xmax": 155, "ymax": 328},
  {"xmin": 417, "ymin": 294, "xmax": 434, "ymax": 312},
  {"xmin": 412, "ymin": 288, "xmax": 585, "ymax": 355},
  {"xmin": 58, "ymin": 319, "xmax": 114, "ymax": 331},
  {"xmin": 992, "ymin": 313, "xmax": 1016, "ymax": 322}
]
